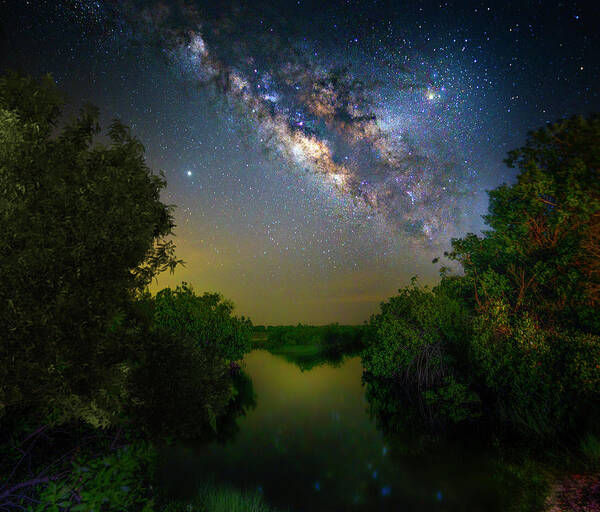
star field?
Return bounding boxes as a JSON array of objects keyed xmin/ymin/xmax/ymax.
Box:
[{"xmin": 2, "ymin": 0, "xmax": 598, "ymax": 323}]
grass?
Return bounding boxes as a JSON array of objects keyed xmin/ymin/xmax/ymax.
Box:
[{"xmin": 161, "ymin": 482, "xmax": 285, "ymax": 512}]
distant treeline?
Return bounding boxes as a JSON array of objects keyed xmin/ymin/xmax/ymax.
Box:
[{"xmin": 253, "ymin": 324, "xmax": 366, "ymax": 352}]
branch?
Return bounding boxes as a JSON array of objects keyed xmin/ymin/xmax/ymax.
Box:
[
  {"xmin": 538, "ymin": 197, "xmax": 558, "ymax": 207},
  {"xmin": 4, "ymin": 425, "xmax": 49, "ymax": 488},
  {"xmin": 0, "ymin": 476, "xmax": 51, "ymax": 501},
  {"xmin": 20, "ymin": 425, "xmax": 48, "ymax": 446},
  {"xmin": 0, "ymin": 472, "xmax": 68, "ymax": 503}
]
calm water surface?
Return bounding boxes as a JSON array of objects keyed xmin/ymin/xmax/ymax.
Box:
[{"xmin": 161, "ymin": 350, "xmax": 520, "ymax": 511}]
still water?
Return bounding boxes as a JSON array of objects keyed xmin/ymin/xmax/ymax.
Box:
[{"xmin": 161, "ymin": 350, "xmax": 523, "ymax": 511}]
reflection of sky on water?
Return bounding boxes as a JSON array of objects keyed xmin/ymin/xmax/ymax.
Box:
[{"xmin": 159, "ymin": 350, "xmax": 518, "ymax": 511}]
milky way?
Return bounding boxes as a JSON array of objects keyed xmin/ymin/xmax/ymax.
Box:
[
  {"xmin": 3, "ymin": 0, "xmax": 597, "ymax": 322},
  {"xmin": 106, "ymin": 0, "xmax": 476, "ymax": 248}
]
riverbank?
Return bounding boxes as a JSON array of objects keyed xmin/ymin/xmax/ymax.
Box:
[{"xmin": 545, "ymin": 473, "xmax": 600, "ymax": 511}]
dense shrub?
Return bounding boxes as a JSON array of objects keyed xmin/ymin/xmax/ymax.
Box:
[
  {"xmin": 0, "ymin": 419, "xmax": 157, "ymax": 511},
  {"xmin": 362, "ymin": 279, "xmax": 479, "ymax": 426},
  {"xmin": 30, "ymin": 442, "xmax": 156, "ymax": 512},
  {"xmin": 363, "ymin": 282, "xmax": 471, "ymax": 386},
  {"xmin": 469, "ymin": 302, "xmax": 600, "ymax": 437},
  {"xmin": 151, "ymin": 282, "xmax": 252, "ymax": 361}
]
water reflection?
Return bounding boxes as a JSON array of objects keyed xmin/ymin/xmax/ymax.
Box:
[
  {"xmin": 363, "ymin": 374, "xmax": 443, "ymax": 455},
  {"xmin": 212, "ymin": 371, "xmax": 257, "ymax": 444},
  {"xmin": 160, "ymin": 350, "xmax": 542, "ymax": 511},
  {"xmin": 267, "ymin": 344, "xmax": 361, "ymax": 372}
]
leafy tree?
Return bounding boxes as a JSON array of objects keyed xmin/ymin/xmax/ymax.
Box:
[
  {"xmin": 151, "ymin": 282, "xmax": 252, "ymax": 361},
  {"xmin": 445, "ymin": 115, "xmax": 600, "ymax": 436},
  {"xmin": 363, "ymin": 279, "xmax": 479, "ymax": 427},
  {"xmin": 363, "ymin": 280, "xmax": 471, "ymax": 388},
  {"xmin": 449, "ymin": 115, "xmax": 600, "ymax": 332},
  {"xmin": 366, "ymin": 115, "xmax": 600, "ymax": 439},
  {"xmin": 0, "ymin": 72, "xmax": 183, "ymax": 422}
]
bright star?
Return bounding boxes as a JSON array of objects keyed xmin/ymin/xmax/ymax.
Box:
[{"xmin": 187, "ymin": 170, "xmax": 192, "ymax": 176}]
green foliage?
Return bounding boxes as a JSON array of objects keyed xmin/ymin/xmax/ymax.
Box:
[
  {"xmin": 152, "ymin": 282, "xmax": 252, "ymax": 361},
  {"xmin": 264, "ymin": 324, "xmax": 365, "ymax": 352},
  {"xmin": 259, "ymin": 324, "xmax": 365, "ymax": 370},
  {"xmin": 363, "ymin": 280, "xmax": 471, "ymax": 391},
  {"xmin": 264, "ymin": 325, "xmax": 321, "ymax": 346},
  {"xmin": 449, "ymin": 115, "xmax": 600, "ymax": 333},
  {"xmin": 366, "ymin": 115, "xmax": 600, "ymax": 442},
  {"xmin": 31, "ymin": 442, "xmax": 156, "ymax": 512},
  {"xmin": 422, "ymin": 375, "xmax": 481, "ymax": 424},
  {"xmin": 469, "ymin": 305, "xmax": 600, "ymax": 437},
  {"xmin": 362, "ymin": 280, "xmax": 480, "ymax": 428},
  {"xmin": 0, "ymin": 71, "xmax": 182, "ymax": 423}
]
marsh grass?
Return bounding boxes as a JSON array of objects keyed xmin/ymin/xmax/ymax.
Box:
[{"xmin": 162, "ymin": 482, "xmax": 285, "ymax": 512}]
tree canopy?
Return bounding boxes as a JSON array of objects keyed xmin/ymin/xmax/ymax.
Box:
[
  {"xmin": 150, "ymin": 282, "xmax": 253, "ymax": 361},
  {"xmin": 449, "ymin": 115, "xmax": 600, "ymax": 333},
  {"xmin": 0, "ymin": 72, "xmax": 183, "ymax": 421}
]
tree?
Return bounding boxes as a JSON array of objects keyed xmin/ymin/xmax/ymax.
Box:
[
  {"xmin": 151, "ymin": 282, "xmax": 252, "ymax": 361},
  {"xmin": 367, "ymin": 115, "xmax": 600, "ymax": 438},
  {"xmin": 449, "ymin": 115, "xmax": 600, "ymax": 333},
  {"xmin": 0, "ymin": 72, "xmax": 183, "ymax": 422},
  {"xmin": 445, "ymin": 115, "xmax": 600, "ymax": 436}
]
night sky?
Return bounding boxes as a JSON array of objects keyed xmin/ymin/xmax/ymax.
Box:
[{"xmin": 2, "ymin": 0, "xmax": 598, "ymax": 324}]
